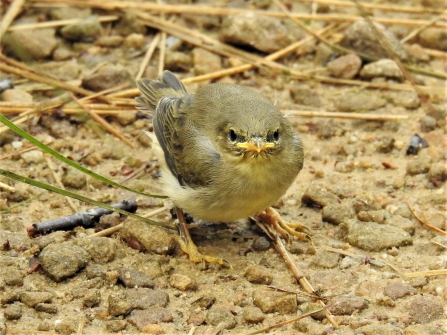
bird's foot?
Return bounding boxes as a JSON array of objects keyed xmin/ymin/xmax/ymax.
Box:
[
  {"xmin": 256, "ymin": 207, "xmax": 311, "ymax": 243},
  {"xmin": 174, "ymin": 207, "xmax": 231, "ymax": 268},
  {"xmin": 174, "ymin": 234, "xmax": 230, "ymax": 267}
]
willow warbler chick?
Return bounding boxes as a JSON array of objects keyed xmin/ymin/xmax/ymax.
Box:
[{"xmin": 136, "ymin": 71, "xmax": 308, "ymax": 265}]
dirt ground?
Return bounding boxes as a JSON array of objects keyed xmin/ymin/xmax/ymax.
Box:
[{"xmin": 0, "ymin": 1, "xmax": 446, "ymax": 335}]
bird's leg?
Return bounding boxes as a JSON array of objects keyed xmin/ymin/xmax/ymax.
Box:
[
  {"xmin": 256, "ymin": 207, "xmax": 311, "ymax": 242},
  {"xmin": 174, "ymin": 207, "xmax": 230, "ymax": 267}
]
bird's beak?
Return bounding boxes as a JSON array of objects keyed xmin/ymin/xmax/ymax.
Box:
[{"xmin": 237, "ymin": 137, "xmax": 275, "ymax": 153}]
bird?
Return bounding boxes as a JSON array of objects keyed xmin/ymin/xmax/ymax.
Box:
[{"xmin": 136, "ymin": 70, "xmax": 309, "ymax": 265}]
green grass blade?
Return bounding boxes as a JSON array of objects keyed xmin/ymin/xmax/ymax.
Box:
[
  {"xmin": 0, "ymin": 114, "xmax": 166, "ymax": 199},
  {"xmin": 0, "ymin": 168, "xmax": 175, "ymax": 230}
]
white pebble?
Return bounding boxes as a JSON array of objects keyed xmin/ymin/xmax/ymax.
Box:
[
  {"xmin": 11, "ymin": 141, "xmax": 23, "ymax": 149},
  {"xmin": 21, "ymin": 150, "xmax": 44, "ymax": 164}
]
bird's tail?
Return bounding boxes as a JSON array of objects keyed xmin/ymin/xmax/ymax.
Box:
[{"xmin": 135, "ymin": 70, "xmax": 187, "ymax": 114}]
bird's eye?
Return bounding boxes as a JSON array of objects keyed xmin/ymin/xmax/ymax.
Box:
[
  {"xmin": 228, "ymin": 129, "xmax": 238, "ymax": 142},
  {"xmin": 273, "ymin": 129, "xmax": 280, "ymax": 141}
]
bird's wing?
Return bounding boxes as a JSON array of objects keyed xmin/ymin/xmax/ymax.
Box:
[{"xmin": 155, "ymin": 96, "xmax": 220, "ymax": 188}]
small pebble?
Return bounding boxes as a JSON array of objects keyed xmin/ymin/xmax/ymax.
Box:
[
  {"xmin": 252, "ymin": 289, "xmax": 297, "ymax": 314},
  {"xmin": 327, "ymin": 54, "xmax": 362, "ymax": 79},
  {"xmin": 406, "ymin": 157, "xmax": 432, "ymax": 175},
  {"xmin": 20, "ymin": 291, "xmax": 52, "ymax": 307},
  {"xmin": 123, "ymin": 33, "xmax": 146, "ymax": 49},
  {"xmin": 244, "ymin": 265, "xmax": 273, "ymax": 285},
  {"xmin": 384, "ymin": 281, "xmax": 416, "ymax": 299},
  {"xmin": 4, "ymin": 304, "xmax": 22, "ymax": 320},
  {"xmin": 128, "ymin": 308, "xmax": 173, "ymax": 330},
  {"xmin": 206, "ymin": 308, "xmax": 236, "ymax": 329},
  {"xmin": 108, "ymin": 293, "xmax": 132, "ymax": 316},
  {"xmin": 251, "ymin": 236, "xmax": 271, "ymax": 251},
  {"xmin": 169, "ymin": 273, "xmax": 197, "ymax": 291},
  {"xmin": 360, "ymin": 59, "xmax": 403, "ymax": 81},
  {"xmin": 243, "ymin": 306, "xmax": 264, "ymax": 324},
  {"xmin": 408, "ymin": 295, "xmax": 444, "ymax": 323}
]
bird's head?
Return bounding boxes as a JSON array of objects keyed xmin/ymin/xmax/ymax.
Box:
[{"xmin": 218, "ymin": 116, "xmax": 285, "ymax": 160}]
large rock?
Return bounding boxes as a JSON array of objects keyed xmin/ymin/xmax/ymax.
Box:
[
  {"xmin": 340, "ymin": 219, "xmax": 412, "ymax": 251},
  {"xmin": 340, "ymin": 21, "xmax": 408, "ymax": 61},
  {"xmin": 4, "ymin": 29, "xmax": 58, "ymax": 60},
  {"xmin": 221, "ymin": 13, "xmax": 303, "ymax": 53},
  {"xmin": 60, "ymin": 16, "xmax": 102, "ymax": 41},
  {"xmin": 81, "ymin": 65, "xmax": 132, "ymax": 92},
  {"xmin": 39, "ymin": 241, "xmax": 89, "ymax": 281}
]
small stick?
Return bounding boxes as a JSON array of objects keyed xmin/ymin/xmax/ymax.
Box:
[
  {"xmin": 27, "ymin": 200, "xmax": 138, "ymax": 237},
  {"xmin": 406, "ymin": 201, "xmax": 447, "ymax": 236},
  {"xmin": 0, "ymin": 181, "xmax": 16, "ymax": 192},
  {"xmin": 135, "ymin": 33, "xmax": 161, "ymax": 81},
  {"xmin": 8, "ymin": 15, "xmax": 119, "ymax": 31},
  {"xmin": 243, "ymin": 307, "xmax": 325, "ymax": 335},
  {"xmin": 322, "ymin": 246, "xmax": 408, "ymax": 280},
  {"xmin": 78, "ymin": 83, "xmax": 130, "ymax": 103},
  {"xmin": 86, "ymin": 206, "xmax": 168, "ymax": 238},
  {"xmin": 256, "ymin": 221, "xmax": 338, "ymax": 328},
  {"xmin": 118, "ymin": 161, "xmax": 158, "ymax": 185},
  {"xmin": 70, "ymin": 94, "xmax": 134, "ymax": 147},
  {"xmin": 284, "ymin": 110, "xmax": 408, "ymax": 121},
  {"xmin": 0, "ymin": 55, "xmax": 112, "ymax": 103},
  {"xmin": 401, "ymin": 14, "xmax": 444, "ymax": 44},
  {"xmin": 76, "ymin": 319, "xmax": 85, "ymax": 335},
  {"xmin": 158, "ymin": 31, "xmax": 167, "ymax": 75},
  {"xmin": 405, "ymin": 269, "xmax": 447, "ymax": 278},
  {"xmin": 0, "ymin": 0, "xmax": 26, "ymax": 42},
  {"xmin": 0, "ymin": 145, "xmax": 37, "ymax": 161},
  {"xmin": 44, "ymin": 155, "xmax": 79, "ymax": 213},
  {"xmin": 28, "ymin": 0, "xmax": 447, "ymax": 28},
  {"xmin": 157, "ymin": 0, "xmax": 167, "ymax": 76}
]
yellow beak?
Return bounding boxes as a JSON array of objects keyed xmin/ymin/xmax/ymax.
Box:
[{"xmin": 236, "ymin": 137, "xmax": 275, "ymax": 153}]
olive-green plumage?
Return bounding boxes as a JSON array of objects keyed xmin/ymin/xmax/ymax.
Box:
[{"xmin": 136, "ymin": 71, "xmax": 304, "ymax": 222}]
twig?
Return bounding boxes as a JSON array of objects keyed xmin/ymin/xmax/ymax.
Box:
[
  {"xmin": 187, "ymin": 326, "xmax": 196, "ymax": 335},
  {"xmin": 76, "ymin": 319, "xmax": 85, "ymax": 335},
  {"xmin": 0, "ymin": 145, "xmax": 37, "ymax": 160},
  {"xmin": 44, "ymin": 155, "xmax": 79, "ymax": 213},
  {"xmin": 401, "ymin": 14, "xmax": 445, "ymax": 44},
  {"xmin": 0, "ymin": 181, "xmax": 16, "ymax": 192},
  {"xmin": 243, "ymin": 307, "xmax": 325, "ymax": 335},
  {"xmin": 406, "ymin": 201, "xmax": 447, "ymax": 236},
  {"xmin": 298, "ymin": 0, "xmax": 445, "ymax": 14},
  {"xmin": 0, "ymin": 0, "xmax": 26, "ymax": 42},
  {"xmin": 135, "ymin": 33, "xmax": 161, "ymax": 81},
  {"xmin": 158, "ymin": 31, "xmax": 167, "ymax": 75},
  {"xmin": 157, "ymin": 0, "xmax": 167, "ymax": 76},
  {"xmin": 70, "ymin": 94, "xmax": 134, "ymax": 147},
  {"xmin": 405, "ymin": 269, "xmax": 447, "ymax": 278},
  {"xmin": 78, "ymin": 83, "xmax": 130, "ymax": 103},
  {"xmin": 0, "ymin": 56, "xmax": 112, "ymax": 103},
  {"xmin": 118, "ymin": 161, "xmax": 158, "ymax": 185},
  {"xmin": 27, "ymin": 200, "xmax": 138, "ymax": 237},
  {"xmin": 28, "ymin": 0, "xmax": 447, "ymax": 28},
  {"xmin": 322, "ymin": 246, "xmax": 408, "ymax": 280},
  {"xmin": 284, "ymin": 110, "xmax": 408, "ymax": 121},
  {"xmin": 8, "ymin": 15, "xmax": 119, "ymax": 31},
  {"xmin": 86, "ymin": 206, "xmax": 167, "ymax": 238},
  {"xmin": 256, "ymin": 221, "xmax": 338, "ymax": 328}
]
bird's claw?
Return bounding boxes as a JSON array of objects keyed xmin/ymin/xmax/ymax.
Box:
[
  {"xmin": 256, "ymin": 207, "xmax": 311, "ymax": 243},
  {"xmin": 174, "ymin": 235, "xmax": 232, "ymax": 268}
]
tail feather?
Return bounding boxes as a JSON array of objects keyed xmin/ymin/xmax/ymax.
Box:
[{"xmin": 136, "ymin": 71, "xmax": 187, "ymax": 114}]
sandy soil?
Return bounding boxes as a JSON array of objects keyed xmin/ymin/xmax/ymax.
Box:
[{"xmin": 0, "ymin": 1, "xmax": 446, "ymax": 335}]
